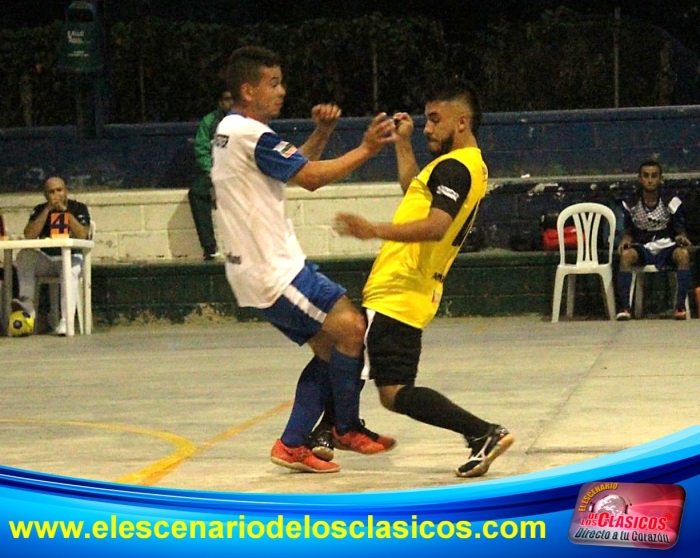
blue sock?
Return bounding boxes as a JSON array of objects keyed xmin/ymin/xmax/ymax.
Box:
[
  {"xmin": 280, "ymin": 357, "xmax": 330, "ymax": 448},
  {"xmin": 328, "ymin": 348, "xmax": 362, "ymax": 435},
  {"xmin": 318, "ymin": 379, "xmax": 366, "ymax": 429},
  {"xmin": 677, "ymin": 270, "xmax": 691, "ymax": 309},
  {"xmin": 618, "ymin": 271, "xmax": 633, "ymax": 309}
]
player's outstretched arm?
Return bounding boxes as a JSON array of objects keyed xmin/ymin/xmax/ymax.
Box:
[
  {"xmin": 393, "ymin": 112, "xmax": 419, "ymax": 193},
  {"xmin": 290, "ymin": 113, "xmax": 395, "ymax": 192},
  {"xmin": 298, "ymin": 104, "xmax": 342, "ymax": 161},
  {"xmin": 334, "ymin": 208, "xmax": 452, "ymax": 242}
]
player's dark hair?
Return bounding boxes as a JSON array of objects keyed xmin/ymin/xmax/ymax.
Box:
[
  {"xmin": 226, "ymin": 46, "xmax": 281, "ymax": 103},
  {"xmin": 638, "ymin": 160, "xmax": 662, "ymax": 176},
  {"xmin": 426, "ymin": 78, "xmax": 482, "ymax": 137}
]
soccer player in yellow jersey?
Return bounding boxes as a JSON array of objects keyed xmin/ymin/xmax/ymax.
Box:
[{"xmin": 332, "ymin": 80, "xmax": 514, "ymax": 478}]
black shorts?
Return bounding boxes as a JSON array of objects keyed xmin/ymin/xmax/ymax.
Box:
[{"xmin": 365, "ymin": 310, "xmax": 422, "ymax": 387}]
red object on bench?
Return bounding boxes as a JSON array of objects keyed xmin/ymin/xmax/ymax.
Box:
[{"xmin": 541, "ymin": 226, "xmax": 577, "ymax": 251}]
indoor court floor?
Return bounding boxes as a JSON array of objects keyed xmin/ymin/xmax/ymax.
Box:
[{"xmin": 1, "ymin": 315, "xmax": 698, "ymax": 494}]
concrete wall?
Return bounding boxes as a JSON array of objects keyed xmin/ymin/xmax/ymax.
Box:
[
  {"xmin": 4, "ymin": 174, "xmax": 700, "ymax": 262},
  {"xmin": 0, "ymin": 184, "xmax": 400, "ymax": 261}
]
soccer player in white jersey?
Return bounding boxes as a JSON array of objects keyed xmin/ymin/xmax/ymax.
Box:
[{"xmin": 211, "ymin": 46, "xmax": 396, "ymax": 473}]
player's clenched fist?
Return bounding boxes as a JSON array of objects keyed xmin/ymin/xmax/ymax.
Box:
[
  {"xmin": 361, "ymin": 113, "xmax": 396, "ymax": 153},
  {"xmin": 311, "ymin": 104, "xmax": 342, "ymax": 126}
]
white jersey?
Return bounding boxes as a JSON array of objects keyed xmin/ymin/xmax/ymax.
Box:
[{"xmin": 211, "ymin": 112, "xmax": 309, "ymax": 308}]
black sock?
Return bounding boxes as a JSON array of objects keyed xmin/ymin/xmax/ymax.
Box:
[
  {"xmin": 318, "ymin": 398, "xmax": 335, "ymax": 429},
  {"xmin": 393, "ymin": 385, "xmax": 490, "ymax": 438}
]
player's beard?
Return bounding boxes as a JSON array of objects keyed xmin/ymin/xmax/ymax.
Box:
[{"xmin": 428, "ymin": 135, "xmax": 454, "ymax": 157}]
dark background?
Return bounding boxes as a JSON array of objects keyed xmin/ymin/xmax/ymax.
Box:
[
  {"xmin": 2, "ymin": 1, "xmax": 700, "ymax": 127},
  {"xmin": 3, "ymin": 0, "xmax": 700, "ymax": 52}
]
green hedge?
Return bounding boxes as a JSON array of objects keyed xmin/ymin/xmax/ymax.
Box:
[{"xmin": 1, "ymin": 9, "xmax": 694, "ymax": 127}]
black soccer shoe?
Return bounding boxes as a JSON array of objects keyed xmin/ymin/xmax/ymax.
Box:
[
  {"xmin": 456, "ymin": 425, "xmax": 514, "ymax": 478},
  {"xmin": 308, "ymin": 423, "xmax": 335, "ymax": 462}
]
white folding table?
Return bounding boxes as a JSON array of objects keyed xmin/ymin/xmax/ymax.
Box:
[{"xmin": 1, "ymin": 238, "xmax": 94, "ymax": 337}]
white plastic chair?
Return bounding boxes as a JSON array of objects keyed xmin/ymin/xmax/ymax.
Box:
[
  {"xmin": 551, "ymin": 203, "xmax": 616, "ymax": 322},
  {"xmin": 35, "ymin": 220, "xmax": 95, "ymax": 333},
  {"xmin": 629, "ymin": 265, "xmax": 690, "ymax": 319}
]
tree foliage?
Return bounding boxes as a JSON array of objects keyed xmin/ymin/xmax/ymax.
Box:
[{"xmin": 0, "ymin": 9, "xmax": 698, "ymax": 127}]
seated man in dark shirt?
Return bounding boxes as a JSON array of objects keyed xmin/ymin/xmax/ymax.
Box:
[
  {"xmin": 616, "ymin": 161, "xmax": 691, "ymax": 320},
  {"xmin": 12, "ymin": 176, "xmax": 91, "ymax": 335}
]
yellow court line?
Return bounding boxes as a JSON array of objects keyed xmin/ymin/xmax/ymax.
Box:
[
  {"xmin": 121, "ymin": 401, "xmax": 293, "ymax": 486},
  {"xmin": 0, "ymin": 418, "xmax": 197, "ymax": 483},
  {"xmin": 0, "ymin": 418, "xmax": 196, "ymax": 451},
  {"xmin": 0, "ymin": 401, "xmax": 292, "ymax": 487}
]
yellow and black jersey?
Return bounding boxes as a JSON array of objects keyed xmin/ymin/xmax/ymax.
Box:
[{"xmin": 363, "ymin": 147, "xmax": 488, "ymax": 329}]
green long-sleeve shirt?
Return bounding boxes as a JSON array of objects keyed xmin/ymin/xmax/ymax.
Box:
[{"xmin": 194, "ymin": 107, "xmax": 226, "ymax": 175}]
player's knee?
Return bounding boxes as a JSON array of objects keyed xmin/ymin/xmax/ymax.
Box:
[
  {"xmin": 16, "ymin": 249, "xmax": 33, "ymax": 265},
  {"xmin": 338, "ymin": 310, "xmax": 366, "ymax": 348},
  {"xmin": 675, "ymin": 247, "xmax": 690, "ymax": 266},
  {"xmin": 619, "ymin": 249, "xmax": 635, "ymax": 266}
]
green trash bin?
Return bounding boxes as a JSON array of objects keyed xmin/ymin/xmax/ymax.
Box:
[{"xmin": 57, "ymin": 1, "xmax": 103, "ymax": 73}]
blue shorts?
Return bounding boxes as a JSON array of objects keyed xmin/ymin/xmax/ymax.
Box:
[
  {"xmin": 258, "ymin": 262, "xmax": 346, "ymax": 346},
  {"xmin": 632, "ymin": 244, "xmax": 677, "ymax": 270}
]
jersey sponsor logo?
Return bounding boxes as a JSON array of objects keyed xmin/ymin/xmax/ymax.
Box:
[
  {"xmin": 213, "ymin": 134, "xmax": 229, "ymax": 148},
  {"xmin": 273, "ymin": 141, "xmax": 298, "ymax": 158},
  {"xmin": 436, "ymin": 184, "xmax": 459, "ymax": 201}
]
